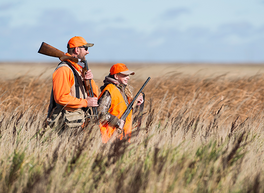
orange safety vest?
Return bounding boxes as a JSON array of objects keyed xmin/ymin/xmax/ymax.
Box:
[{"xmin": 99, "ymin": 84, "xmax": 132, "ymax": 143}]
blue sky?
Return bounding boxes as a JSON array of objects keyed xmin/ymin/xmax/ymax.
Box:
[{"xmin": 1, "ymin": 0, "xmax": 264, "ymax": 63}]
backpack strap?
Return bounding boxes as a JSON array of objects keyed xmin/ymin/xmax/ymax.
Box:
[{"xmin": 63, "ymin": 61, "xmax": 81, "ymax": 98}]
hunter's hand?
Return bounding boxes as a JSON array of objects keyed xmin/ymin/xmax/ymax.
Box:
[
  {"xmin": 117, "ymin": 119, "xmax": 125, "ymax": 133},
  {"xmin": 84, "ymin": 69, "xmax": 93, "ymax": 80},
  {"xmin": 136, "ymin": 93, "xmax": 144, "ymax": 106},
  {"xmin": 86, "ymin": 97, "xmax": 98, "ymax": 107}
]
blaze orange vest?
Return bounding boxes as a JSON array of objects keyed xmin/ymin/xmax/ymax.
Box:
[{"xmin": 99, "ymin": 84, "xmax": 132, "ymax": 143}]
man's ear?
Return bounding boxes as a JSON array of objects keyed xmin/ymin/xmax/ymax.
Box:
[
  {"xmin": 73, "ymin": 47, "xmax": 79, "ymax": 54},
  {"xmin": 114, "ymin": 74, "xmax": 118, "ymax": 80}
]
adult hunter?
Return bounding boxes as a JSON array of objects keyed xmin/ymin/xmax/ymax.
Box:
[{"xmin": 46, "ymin": 36, "xmax": 98, "ymax": 134}]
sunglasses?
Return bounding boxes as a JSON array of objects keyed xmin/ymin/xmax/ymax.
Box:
[{"xmin": 79, "ymin": 46, "xmax": 88, "ymax": 51}]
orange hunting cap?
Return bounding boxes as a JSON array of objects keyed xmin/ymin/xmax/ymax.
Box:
[
  {"xmin": 110, "ymin": 63, "xmax": 135, "ymax": 75},
  {"xmin": 67, "ymin": 36, "xmax": 94, "ymax": 48}
]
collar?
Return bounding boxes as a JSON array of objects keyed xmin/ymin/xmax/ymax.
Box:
[
  {"xmin": 65, "ymin": 53, "xmax": 82, "ymax": 72},
  {"xmin": 103, "ymin": 76, "xmax": 127, "ymax": 89}
]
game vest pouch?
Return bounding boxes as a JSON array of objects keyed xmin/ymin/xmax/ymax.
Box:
[{"xmin": 64, "ymin": 109, "xmax": 85, "ymax": 128}]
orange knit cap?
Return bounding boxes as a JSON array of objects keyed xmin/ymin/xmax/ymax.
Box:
[
  {"xmin": 110, "ymin": 63, "xmax": 135, "ymax": 75},
  {"xmin": 67, "ymin": 36, "xmax": 94, "ymax": 48}
]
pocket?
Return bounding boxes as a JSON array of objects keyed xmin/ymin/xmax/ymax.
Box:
[
  {"xmin": 46, "ymin": 110, "xmax": 64, "ymax": 128},
  {"xmin": 64, "ymin": 109, "xmax": 85, "ymax": 128}
]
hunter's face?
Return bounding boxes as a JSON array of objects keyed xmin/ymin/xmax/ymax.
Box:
[
  {"xmin": 115, "ymin": 73, "xmax": 130, "ymax": 85},
  {"xmin": 77, "ymin": 46, "xmax": 89, "ymax": 60}
]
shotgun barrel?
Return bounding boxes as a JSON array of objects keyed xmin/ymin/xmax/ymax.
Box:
[
  {"xmin": 120, "ymin": 77, "xmax": 151, "ymax": 121},
  {"xmin": 82, "ymin": 59, "xmax": 98, "ymax": 116}
]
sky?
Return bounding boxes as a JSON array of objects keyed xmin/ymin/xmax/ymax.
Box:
[{"xmin": 0, "ymin": 0, "xmax": 264, "ymax": 63}]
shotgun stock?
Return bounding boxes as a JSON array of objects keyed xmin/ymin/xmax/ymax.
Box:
[{"xmin": 38, "ymin": 42, "xmax": 78, "ymax": 63}]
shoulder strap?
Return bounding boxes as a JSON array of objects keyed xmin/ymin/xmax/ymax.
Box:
[{"xmin": 60, "ymin": 61, "xmax": 87, "ymax": 99}]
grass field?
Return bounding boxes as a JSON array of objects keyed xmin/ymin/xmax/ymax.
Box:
[{"xmin": 1, "ymin": 62, "xmax": 264, "ymax": 192}]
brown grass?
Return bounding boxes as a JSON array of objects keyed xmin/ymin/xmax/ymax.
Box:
[{"xmin": 1, "ymin": 64, "xmax": 264, "ymax": 192}]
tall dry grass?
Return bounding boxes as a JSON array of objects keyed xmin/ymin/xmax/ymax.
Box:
[{"xmin": 1, "ymin": 70, "xmax": 264, "ymax": 192}]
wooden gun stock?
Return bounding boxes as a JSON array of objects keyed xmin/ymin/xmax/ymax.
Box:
[{"xmin": 38, "ymin": 42, "xmax": 78, "ymax": 63}]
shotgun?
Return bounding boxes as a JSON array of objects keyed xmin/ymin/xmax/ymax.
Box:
[
  {"xmin": 82, "ymin": 59, "xmax": 98, "ymax": 116},
  {"xmin": 38, "ymin": 42, "xmax": 78, "ymax": 63},
  {"xmin": 118, "ymin": 77, "xmax": 151, "ymax": 133}
]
